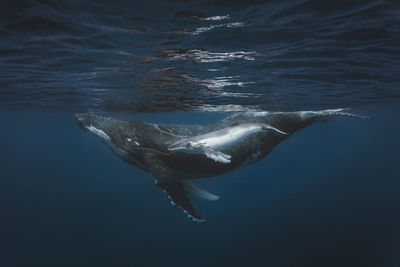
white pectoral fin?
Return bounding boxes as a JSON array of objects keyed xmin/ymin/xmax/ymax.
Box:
[
  {"xmin": 184, "ymin": 180, "xmax": 220, "ymax": 201},
  {"xmin": 201, "ymin": 145, "xmax": 231, "ymax": 164}
]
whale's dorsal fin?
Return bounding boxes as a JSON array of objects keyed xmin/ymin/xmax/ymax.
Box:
[
  {"xmin": 145, "ymin": 154, "xmax": 205, "ymax": 222},
  {"xmin": 184, "ymin": 180, "xmax": 220, "ymax": 201}
]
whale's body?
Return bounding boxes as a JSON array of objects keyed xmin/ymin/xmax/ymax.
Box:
[{"xmin": 76, "ymin": 109, "xmax": 365, "ymax": 222}]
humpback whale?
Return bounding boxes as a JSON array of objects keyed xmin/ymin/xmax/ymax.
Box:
[{"xmin": 75, "ymin": 109, "xmax": 367, "ymax": 222}]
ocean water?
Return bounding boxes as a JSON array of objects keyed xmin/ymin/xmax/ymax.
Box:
[{"xmin": 1, "ymin": 0, "xmax": 400, "ymax": 266}]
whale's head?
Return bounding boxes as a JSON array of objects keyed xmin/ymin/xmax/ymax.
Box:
[{"xmin": 75, "ymin": 113, "xmax": 147, "ymax": 168}]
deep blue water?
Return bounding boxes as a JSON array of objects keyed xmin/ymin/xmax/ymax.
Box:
[{"xmin": 1, "ymin": 0, "xmax": 400, "ymax": 266}]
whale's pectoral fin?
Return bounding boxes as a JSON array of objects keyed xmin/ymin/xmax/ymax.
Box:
[
  {"xmin": 157, "ymin": 179, "xmax": 205, "ymax": 222},
  {"xmin": 184, "ymin": 180, "xmax": 220, "ymax": 201},
  {"xmin": 145, "ymin": 154, "xmax": 205, "ymax": 222},
  {"xmin": 200, "ymin": 145, "xmax": 231, "ymax": 164}
]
